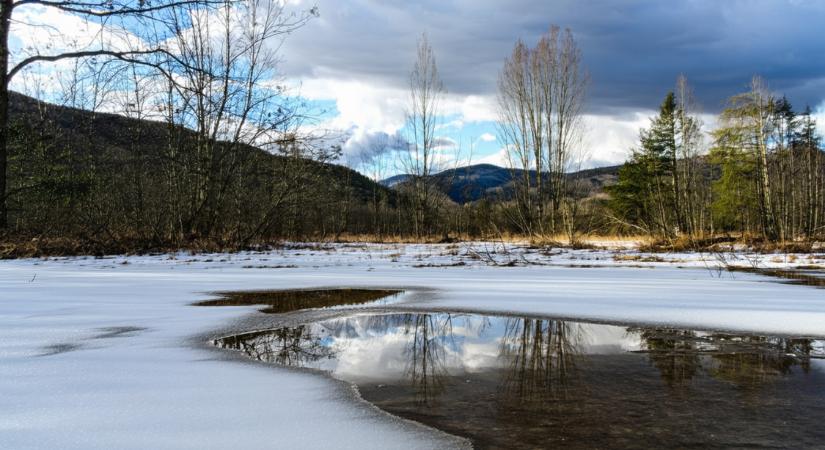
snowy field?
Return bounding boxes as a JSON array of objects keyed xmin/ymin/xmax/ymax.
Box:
[{"xmin": 2, "ymin": 242, "xmax": 825, "ymax": 449}]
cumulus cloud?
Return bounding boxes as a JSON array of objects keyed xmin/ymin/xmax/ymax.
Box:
[
  {"xmin": 476, "ymin": 147, "xmax": 510, "ymax": 168},
  {"xmin": 339, "ymin": 129, "xmax": 408, "ymax": 167}
]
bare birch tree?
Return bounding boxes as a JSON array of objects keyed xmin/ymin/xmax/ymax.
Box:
[
  {"xmin": 674, "ymin": 75, "xmax": 707, "ymax": 237},
  {"xmin": 497, "ymin": 26, "xmax": 587, "ymax": 236}
]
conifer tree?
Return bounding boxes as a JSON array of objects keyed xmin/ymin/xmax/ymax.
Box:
[{"xmin": 609, "ymin": 92, "xmax": 682, "ymax": 237}]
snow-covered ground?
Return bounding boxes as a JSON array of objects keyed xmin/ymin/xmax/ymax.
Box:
[{"xmin": 1, "ymin": 242, "xmax": 824, "ymax": 449}]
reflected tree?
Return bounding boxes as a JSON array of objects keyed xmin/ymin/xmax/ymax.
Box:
[
  {"xmin": 401, "ymin": 313, "xmax": 456, "ymax": 405},
  {"xmin": 636, "ymin": 328, "xmax": 814, "ymax": 390},
  {"xmin": 215, "ymin": 325, "xmax": 334, "ymax": 367},
  {"xmin": 499, "ymin": 318, "xmax": 583, "ymax": 406},
  {"xmin": 708, "ymin": 336, "xmax": 812, "ymax": 388},
  {"xmin": 636, "ymin": 328, "xmax": 702, "ymax": 388}
]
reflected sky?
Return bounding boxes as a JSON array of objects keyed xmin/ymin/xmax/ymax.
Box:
[
  {"xmin": 215, "ymin": 313, "xmax": 825, "ymax": 449},
  {"xmin": 216, "ymin": 314, "xmax": 646, "ymax": 382}
]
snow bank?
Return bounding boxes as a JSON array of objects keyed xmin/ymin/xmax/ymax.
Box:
[{"xmin": 1, "ymin": 243, "xmax": 824, "ymax": 448}]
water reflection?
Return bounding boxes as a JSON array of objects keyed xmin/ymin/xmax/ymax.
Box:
[
  {"xmin": 402, "ymin": 314, "xmax": 453, "ymax": 404},
  {"xmin": 707, "ymin": 335, "xmax": 814, "ymax": 388},
  {"xmin": 636, "ymin": 328, "xmax": 816, "ymax": 388},
  {"xmin": 216, "ymin": 325, "xmax": 334, "ymax": 366},
  {"xmin": 499, "ymin": 319, "xmax": 582, "ymax": 404},
  {"xmin": 194, "ymin": 288, "xmax": 401, "ymax": 314},
  {"xmin": 636, "ymin": 328, "xmax": 702, "ymax": 388},
  {"xmin": 215, "ymin": 313, "xmax": 825, "ymax": 449}
]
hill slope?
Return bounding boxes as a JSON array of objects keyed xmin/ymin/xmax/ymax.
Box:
[{"xmin": 8, "ymin": 92, "xmax": 394, "ymax": 206}]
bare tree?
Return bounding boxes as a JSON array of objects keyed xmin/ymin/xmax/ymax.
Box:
[
  {"xmin": 497, "ymin": 26, "xmax": 587, "ymax": 237},
  {"xmin": 750, "ymin": 76, "xmax": 777, "ymax": 240},
  {"xmin": 1, "ymin": 0, "xmax": 239, "ymax": 228},
  {"xmin": 401, "ymin": 33, "xmax": 445, "ymax": 238},
  {"xmin": 497, "ymin": 39, "xmax": 538, "ymax": 234},
  {"xmin": 675, "ymin": 75, "xmax": 707, "ymax": 237},
  {"xmin": 0, "ymin": 0, "xmax": 318, "ymax": 230},
  {"xmin": 158, "ymin": 0, "xmax": 314, "ymax": 238}
]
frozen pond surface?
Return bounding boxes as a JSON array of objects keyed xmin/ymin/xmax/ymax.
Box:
[
  {"xmin": 216, "ymin": 312, "xmax": 825, "ymax": 449},
  {"xmin": 2, "ymin": 243, "xmax": 825, "ymax": 448}
]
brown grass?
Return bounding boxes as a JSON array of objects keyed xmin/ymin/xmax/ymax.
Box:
[
  {"xmin": 638, "ymin": 233, "xmax": 823, "ymax": 254},
  {"xmin": 2, "ymin": 230, "xmax": 821, "ymax": 259},
  {"xmin": 0, "ymin": 234, "xmax": 261, "ymax": 259}
]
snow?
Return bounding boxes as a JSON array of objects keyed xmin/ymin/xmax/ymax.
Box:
[{"xmin": 1, "ymin": 242, "xmax": 825, "ymax": 449}]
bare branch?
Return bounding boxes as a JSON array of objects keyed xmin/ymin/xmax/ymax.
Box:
[{"xmin": 12, "ymin": 0, "xmax": 230, "ymax": 17}]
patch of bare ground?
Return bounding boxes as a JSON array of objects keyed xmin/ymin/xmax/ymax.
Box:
[{"xmin": 727, "ymin": 267, "xmax": 825, "ymax": 289}]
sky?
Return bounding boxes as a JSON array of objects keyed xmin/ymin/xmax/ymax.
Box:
[
  {"xmin": 279, "ymin": 0, "xmax": 825, "ymax": 172},
  {"xmin": 9, "ymin": 0, "xmax": 825, "ymax": 175}
]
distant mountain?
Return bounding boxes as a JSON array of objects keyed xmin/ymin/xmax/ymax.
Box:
[
  {"xmin": 380, "ymin": 173, "xmax": 412, "ymax": 188},
  {"xmin": 380, "ymin": 163, "xmax": 621, "ymax": 203}
]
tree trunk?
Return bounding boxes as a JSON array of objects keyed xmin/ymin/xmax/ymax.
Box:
[
  {"xmin": 757, "ymin": 131, "xmax": 776, "ymax": 240},
  {"xmin": 0, "ymin": 0, "xmax": 12, "ymax": 229}
]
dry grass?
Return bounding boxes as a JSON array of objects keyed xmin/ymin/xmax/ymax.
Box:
[
  {"xmin": 2, "ymin": 230, "xmax": 821, "ymax": 259},
  {"xmin": 0, "ymin": 234, "xmax": 260, "ymax": 259},
  {"xmin": 638, "ymin": 233, "xmax": 823, "ymax": 254},
  {"xmin": 529, "ymin": 233, "xmax": 652, "ymax": 250},
  {"xmin": 328, "ymin": 232, "xmax": 655, "ymax": 250},
  {"xmin": 319, "ymin": 233, "xmax": 469, "ymax": 244}
]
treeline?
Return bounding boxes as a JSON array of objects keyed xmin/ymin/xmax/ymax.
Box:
[{"xmin": 610, "ymin": 76, "xmax": 824, "ymax": 244}]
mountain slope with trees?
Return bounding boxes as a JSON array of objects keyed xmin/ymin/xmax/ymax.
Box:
[{"xmin": 5, "ymin": 92, "xmax": 396, "ymax": 254}]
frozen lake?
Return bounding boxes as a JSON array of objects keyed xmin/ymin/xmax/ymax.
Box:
[{"xmin": 2, "ymin": 243, "xmax": 825, "ymax": 448}]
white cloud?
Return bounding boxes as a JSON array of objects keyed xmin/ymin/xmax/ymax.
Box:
[
  {"xmin": 476, "ymin": 147, "xmax": 510, "ymax": 167},
  {"xmin": 580, "ymin": 112, "xmax": 650, "ymax": 166},
  {"xmin": 437, "ymin": 118, "xmax": 464, "ymax": 131},
  {"xmin": 9, "ymin": 5, "xmax": 144, "ymax": 96},
  {"xmin": 479, "ymin": 133, "xmax": 496, "ymax": 142},
  {"xmin": 814, "ymin": 102, "xmax": 825, "ymax": 136},
  {"xmin": 296, "ymin": 76, "xmax": 407, "ymax": 134},
  {"xmin": 447, "ymin": 94, "xmax": 498, "ymax": 123},
  {"xmin": 294, "ymin": 74, "xmax": 501, "ymax": 172}
]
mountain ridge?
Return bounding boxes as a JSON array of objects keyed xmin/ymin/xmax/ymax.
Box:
[{"xmin": 380, "ymin": 162, "xmax": 621, "ymax": 203}]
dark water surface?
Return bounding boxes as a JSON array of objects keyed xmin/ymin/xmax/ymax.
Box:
[
  {"xmin": 215, "ymin": 313, "xmax": 825, "ymax": 449},
  {"xmin": 194, "ymin": 288, "xmax": 402, "ymax": 313}
]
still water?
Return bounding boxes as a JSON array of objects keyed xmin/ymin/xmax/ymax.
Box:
[{"xmin": 215, "ymin": 313, "xmax": 825, "ymax": 449}]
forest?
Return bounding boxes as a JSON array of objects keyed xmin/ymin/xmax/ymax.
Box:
[{"xmin": 1, "ymin": 0, "xmax": 823, "ymax": 256}]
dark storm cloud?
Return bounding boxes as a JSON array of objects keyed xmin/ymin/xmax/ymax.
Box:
[{"xmin": 282, "ymin": 0, "xmax": 825, "ymax": 113}]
